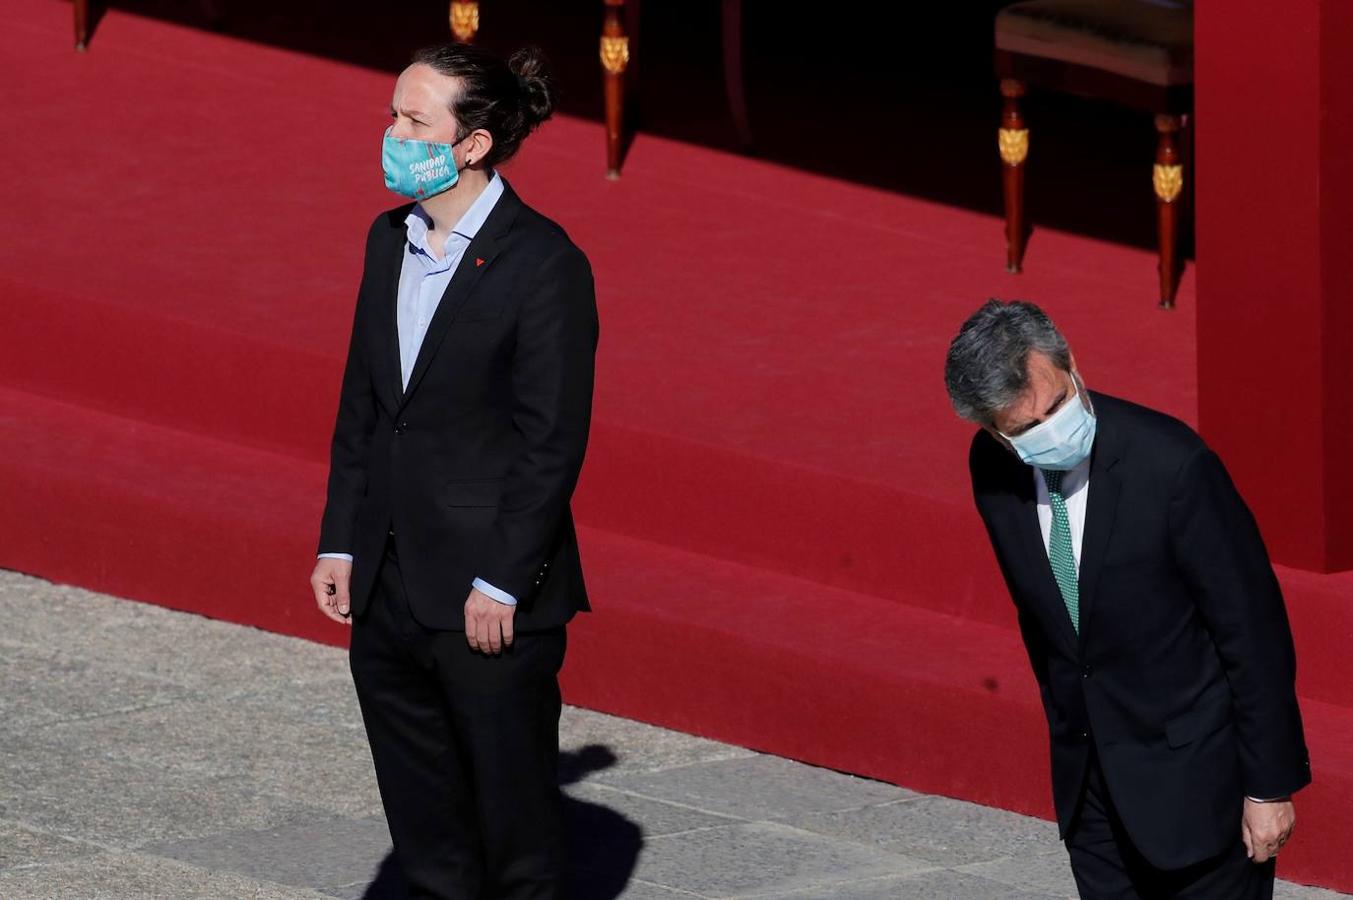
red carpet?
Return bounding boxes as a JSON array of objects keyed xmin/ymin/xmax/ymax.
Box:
[{"xmin": 2, "ymin": 2, "xmax": 1351, "ymax": 890}]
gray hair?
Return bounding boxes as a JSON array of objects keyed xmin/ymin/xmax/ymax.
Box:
[{"xmin": 944, "ymin": 299, "xmax": 1071, "ymax": 425}]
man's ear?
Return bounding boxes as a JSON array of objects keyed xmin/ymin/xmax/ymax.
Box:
[
  {"xmin": 463, "ymin": 129, "xmax": 494, "ymax": 168},
  {"xmin": 1067, "ymin": 357, "xmax": 1095, "ymax": 416}
]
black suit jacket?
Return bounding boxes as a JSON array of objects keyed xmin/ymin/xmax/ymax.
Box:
[
  {"xmin": 970, "ymin": 392, "xmax": 1310, "ymax": 870},
  {"xmin": 318, "ymin": 180, "xmax": 597, "ymax": 631}
]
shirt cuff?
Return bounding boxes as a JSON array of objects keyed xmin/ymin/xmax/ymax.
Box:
[
  {"xmin": 1246, "ymin": 795, "xmax": 1291, "ymax": 803},
  {"xmin": 318, "ymin": 553, "xmax": 354, "ymax": 562},
  {"xmin": 472, "ymin": 578, "xmax": 518, "ymax": 606}
]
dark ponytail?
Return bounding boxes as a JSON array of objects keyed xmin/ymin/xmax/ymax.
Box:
[
  {"xmin": 411, "ymin": 43, "xmax": 556, "ymax": 168},
  {"xmin": 510, "ymin": 47, "xmax": 556, "ymax": 133}
]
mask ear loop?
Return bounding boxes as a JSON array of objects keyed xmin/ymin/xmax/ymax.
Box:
[{"xmin": 1070, "ymin": 370, "xmax": 1095, "ymax": 417}]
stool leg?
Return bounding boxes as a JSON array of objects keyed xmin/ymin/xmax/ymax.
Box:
[
  {"xmin": 74, "ymin": 0, "xmax": 89, "ymax": 50},
  {"xmin": 999, "ymin": 79, "xmax": 1029, "ymax": 273},
  {"xmin": 601, "ymin": 0, "xmax": 631, "ymax": 179},
  {"xmin": 1154, "ymin": 114, "xmax": 1185, "ymax": 309},
  {"xmin": 449, "ymin": 1, "xmax": 479, "ymax": 42}
]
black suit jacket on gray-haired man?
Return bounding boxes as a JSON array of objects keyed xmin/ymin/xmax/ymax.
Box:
[{"xmin": 946, "ymin": 299, "xmax": 1309, "ymax": 899}]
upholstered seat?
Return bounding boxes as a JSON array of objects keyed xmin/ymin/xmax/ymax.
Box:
[{"xmin": 996, "ymin": 0, "xmax": 1193, "ymax": 87}]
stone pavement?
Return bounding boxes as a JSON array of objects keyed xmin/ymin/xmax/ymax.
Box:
[{"xmin": 0, "ymin": 570, "xmax": 1343, "ymax": 900}]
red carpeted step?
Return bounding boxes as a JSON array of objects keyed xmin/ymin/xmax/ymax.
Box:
[
  {"xmin": 6, "ymin": 275, "xmax": 1350, "ymax": 713},
  {"xmin": 1, "ymin": 384, "xmax": 1351, "ymax": 888}
]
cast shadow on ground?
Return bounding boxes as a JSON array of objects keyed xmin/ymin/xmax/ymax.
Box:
[{"xmin": 359, "ymin": 744, "xmax": 642, "ymax": 899}]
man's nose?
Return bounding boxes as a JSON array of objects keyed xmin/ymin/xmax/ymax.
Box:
[{"xmin": 388, "ymin": 121, "xmax": 414, "ymax": 140}]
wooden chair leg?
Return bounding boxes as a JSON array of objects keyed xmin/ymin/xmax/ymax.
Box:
[
  {"xmin": 450, "ymin": 0, "xmax": 479, "ymax": 42},
  {"xmin": 74, "ymin": 0, "xmax": 89, "ymax": 50},
  {"xmin": 601, "ymin": 0, "xmax": 630, "ymax": 179},
  {"xmin": 999, "ymin": 79, "xmax": 1029, "ymax": 273},
  {"xmin": 1154, "ymin": 113, "xmax": 1184, "ymax": 309}
]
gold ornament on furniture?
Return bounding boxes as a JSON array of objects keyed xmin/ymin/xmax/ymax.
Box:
[
  {"xmin": 450, "ymin": 1, "xmax": 479, "ymax": 42},
  {"xmin": 999, "ymin": 128, "xmax": 1028, "ymax": 165},
  {"xmin": 1153, "ymin": 164, "xmax": 1183, "ymax": 203},
  {"xmin": 600, "ymin": 36, "xmax": 630, "ymax": 74}
]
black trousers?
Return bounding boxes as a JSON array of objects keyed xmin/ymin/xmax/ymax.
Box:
[
  {"xmin": 350, "ymin": 536, "xmax": 568, "ymax": 900},
  {"xmin": 1065, "ymin": 753, "xmax": 1275, "ymax": 900}
]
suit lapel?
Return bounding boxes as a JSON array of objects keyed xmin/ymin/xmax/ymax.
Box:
[
  {"xmin": 1075, "ymin": 397, "xmax": 1123, "ymax": 649},
  {"xmin": 397, "ymin": 185, "xmax": 521, "ymax": 410},
  {"xmin": 380, "ymin": 214, "xmax": 408, "ymax": 411}
]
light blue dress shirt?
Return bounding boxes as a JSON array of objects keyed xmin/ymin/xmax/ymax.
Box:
[{"xmin": 320, "ymin": 173, "xmax": 517, "ymax": 607}]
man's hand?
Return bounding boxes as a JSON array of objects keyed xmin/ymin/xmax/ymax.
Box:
[
  {"xmin": 1242, "ymin": 797, "xmax": 1295, "ymax": 864},
  {"xmin": 311, "ymin": 558, "xmax": 353, "ymax": 625},
  {"xmin": 465, "ymin": 587, "xmax": 515, "ymax": 655}
]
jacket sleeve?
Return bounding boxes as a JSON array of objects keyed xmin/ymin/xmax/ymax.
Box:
[
  {"xmin": 1168, "ymin": 446, "xmax": 1311, "ymax": 799},
  {"xmin": 477, "ymin": 244, "xmax": 598, "ymax": 601},
  {"xmin": 316, "ymin": 222, "xmax": 382, "ymax": 556}
]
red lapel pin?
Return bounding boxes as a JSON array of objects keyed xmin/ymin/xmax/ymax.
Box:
[{"xmin": 475, "ymin": 257, "xmax": 486, "ymax": 267}]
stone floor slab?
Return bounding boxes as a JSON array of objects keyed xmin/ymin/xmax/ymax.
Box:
[
  {"xmin": 1278, "ymin": 882, "xmax": 1353, "ymax": 900},
  {"xmin": 632, "ymin": 821, "xmax": 934, "ymax": 898},
  {"xmin": 0, "ymin": 730, "xmax": 335, "ymax": 851},
  {"xmin": 0, "ymin": 572, "xmax": 348, "ymax": 697},
  {"xmin": 786, "ymin": 795, "xmax": 1061, "ymax": 867},
  {"xmin": 567, "ymin": 782, "xmax": 744, "ymax": 837},
  {"xmin": 560, "ymin": 707, "xmax": 757, "ymax": 779},
  {"xmin": 763, "ymin": 868, "xmax": 1068, "ymax": 899},
  {"xmin": 19, "ymin": 681, "xmax": 382, "ymax": 817},
  {"xmin": 0, "ymin": 821, "xmax": 100, "ymax": 871},
  {"xmin": 958, "ymin": 848, "xmax": 1081, "ymax": 896},
  {"xmin": 140, "ymin": 814, "xmax": 393, "ymax": 895},
  {"xmin": 600, "ymin": 755, "xmax": 912, "ymax": 822},
  {"xmin": 0, "ymin": 642, "xmax": 188, "ymax": 731},
  {"xmin": 0, "ymin": 850, "xmax": 332, "ymax": 899}
]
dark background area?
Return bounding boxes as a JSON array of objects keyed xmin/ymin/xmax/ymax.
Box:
[{"xmin": 90, "ymin": 0, "xmax": 1190, "ymax": 254}]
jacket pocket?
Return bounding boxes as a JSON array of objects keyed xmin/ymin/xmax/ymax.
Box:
[
  {"xmin": 1165, "ymin": 692, "xmax": 1234, "ymax": 749},
  {"xmin": 444, "ymin": 478, "xmax": 504, "ymax": 508}
]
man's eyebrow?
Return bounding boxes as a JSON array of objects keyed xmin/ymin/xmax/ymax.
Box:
[
  {"xmin": 390, "ymin": 105, "xmax": 428, "ymax": 119},
  {"xmin": 1043, "ymin": 389, "xmax": 1068, "ymax": 418},
  {"xmin": 1004, "ymin": 388, "xmax": 1069, "ymax": 436}
]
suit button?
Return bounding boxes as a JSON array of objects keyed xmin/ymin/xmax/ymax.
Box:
[
  {"xmin": 1081, "ymin": 666, "xmax": 1092, "ymax": 678},
  {"xmin": 1079, "ymin": 731, "xmax": 1089, "ymax": 741},
  {"xmin": 394, "ymin": 422, "xmax": 407, "ymax": 435}
]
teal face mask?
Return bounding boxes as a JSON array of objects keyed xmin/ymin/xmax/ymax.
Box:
[
  {"xmin": 1000, "ymin": 377, "xmax": 1097, "ymax": 471},
  {"xmin": 381, "ymin": 126, "xmax": 467, "ymax": 200}
]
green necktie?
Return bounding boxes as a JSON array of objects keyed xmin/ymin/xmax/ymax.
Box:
[{"xmin": 1041, "ymin": 469, "xmax": 1080, "ymax": 633}]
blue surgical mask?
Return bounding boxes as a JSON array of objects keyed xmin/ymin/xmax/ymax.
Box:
[
  {"xmin": 381, "ymin": 126, "xmax": 467, "ymax": 199},
  {"xmin": 1001, "ymin": 378, "xmax": 1097, "ymax": 471}
]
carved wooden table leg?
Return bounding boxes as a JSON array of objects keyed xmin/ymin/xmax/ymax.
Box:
[
  {"xmin": 999, "ymin": 79, "xmax": 1029, "ymax": 274},
  {"xmin": 601, "ymin": 0, "xmax": 630, "ymax": 179},
  {"xmin": 450, "ymin": 0, "xmax": 479, "ymax": 43},
  {"xmin": 74, "ymin": 0, "xmax": 89, "ymax": 51},
  {"xmin": 1154, "ymin": 113, "xmax": 1184, "ymax": 309}
]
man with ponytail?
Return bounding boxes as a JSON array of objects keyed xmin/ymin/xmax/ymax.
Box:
[{"xmin": 310, "ymin": 43, "xmax": 597, "ymax": 899}]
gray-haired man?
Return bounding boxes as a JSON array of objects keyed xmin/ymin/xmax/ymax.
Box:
[{"xmin": 945, "ymin": 299, "xmax": 1309, "ymax": 898}]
